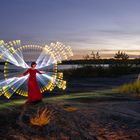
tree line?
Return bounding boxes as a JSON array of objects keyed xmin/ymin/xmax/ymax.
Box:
[{"xmin": 83, "ymin": 50, "xmax": 130, "ymax": 60}]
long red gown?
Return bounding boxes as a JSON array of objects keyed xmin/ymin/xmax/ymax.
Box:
[{"xmin": 23, "ymin": 68, "xmax": 42, "ymax": 102}]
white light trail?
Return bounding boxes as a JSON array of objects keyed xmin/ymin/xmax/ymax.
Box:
[
  {"xmin": 0, "ymin": 40, "xmax": 72, "ymax": 98},
  {"xmin": 0, "ymin": 75, "xmax": 28, "ymax": 98},
  {"xmin": 0, "ymin": 40, "xmax": 29, "ymax": 68}
]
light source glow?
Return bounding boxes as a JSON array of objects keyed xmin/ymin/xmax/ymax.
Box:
[{"xmin": 0, "ymin": 40, "xmax": 73, "ymax": 98}]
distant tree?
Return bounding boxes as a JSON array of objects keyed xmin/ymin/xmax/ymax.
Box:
[
  {"xmin": 114, "ymin": 51, "xmax": 129, "ymax": 60},
  {"xmin": 91, "ymin": 51, "xmax": 96, "ymax": 59},
  {"xmin": 96, "ymin": 52, "xmax": 100, "ymax": 59},
  {"xmin": 83, "ymin": 51, "xmax": 101, "ymax": 60},
  {"xmin": 114, "ymin": 51, "xmax": 122, "ymax": 59},
  {"xmin": 83, "ymin": 54, "xmax": 90, "ymax": 60}
]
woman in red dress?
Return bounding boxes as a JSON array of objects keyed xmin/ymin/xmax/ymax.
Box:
[{"xmin": 18, "ymin": 62, "xmax": 43, "ymax": 103}]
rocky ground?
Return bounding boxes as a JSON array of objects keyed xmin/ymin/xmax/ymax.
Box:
[
  {"xmin": 0, "ymin": 74, "xmax": 140, "ymax": 140},
  {"xmin": 0, "ymin": 93, "xmax": 140, "ymax": 140}
]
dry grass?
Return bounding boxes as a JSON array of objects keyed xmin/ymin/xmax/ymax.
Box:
[{"xmin": 115, "ymin": 80, "xmax": 140, "ymax": 95}]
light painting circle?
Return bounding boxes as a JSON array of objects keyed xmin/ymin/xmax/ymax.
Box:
[{"xmin": 4, "ymin": 45, "xmax": 58, "ymax": 97}]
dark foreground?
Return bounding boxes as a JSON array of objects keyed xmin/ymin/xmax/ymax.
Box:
[
  {"xmin": 0, "ymin": 91, "xmax": 140, "ymax": 140},
  {"xmin": 0, "ymin": 74, "xmax": 140, "ymax": 140}
]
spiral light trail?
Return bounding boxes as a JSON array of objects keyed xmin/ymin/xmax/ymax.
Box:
[{"xmin": 0, "ymin": 40, "xmax": 73, "ymax": 98}]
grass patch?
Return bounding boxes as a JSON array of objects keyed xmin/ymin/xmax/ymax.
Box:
[
  {"xmin": 0, "ymin": 99, "xmax": 25, "ymax": 109},
  {"xmin": 45, "ymin": 89, "xmax": 119, "ymax": 102},
  {"xmin": 114, "ymin": 80, "xmax": 140, "ymax": 96},
  {"xmin": 0, "ymin": 89, "xmax": 120, "ymax": 110}
]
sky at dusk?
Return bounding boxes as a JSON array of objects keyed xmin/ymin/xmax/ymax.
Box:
[{"xmin": 0, "ymin": 0, "xmax": 140, "ymax": 59}]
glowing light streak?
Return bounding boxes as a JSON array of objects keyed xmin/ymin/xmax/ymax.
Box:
[
  {"xmin": 0, "ymin": 40, "xmax": 73, "ymax": 98},
  {"xmin": 0, "ymin": 40, "xmax": 29, "ymax": 68},
  {"xmin": 1, "ymin": 76, "xmax": 28, "ymax": 98}
]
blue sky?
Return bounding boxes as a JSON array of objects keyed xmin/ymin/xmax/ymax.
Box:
[{"xmin": 0, "ymin": 0, "xmax": 140, "ymax": 59}]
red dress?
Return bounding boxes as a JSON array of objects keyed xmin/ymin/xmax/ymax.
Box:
[{"xmin": 23, "ymin": 68, "xmax": 42, "ymax": 102}]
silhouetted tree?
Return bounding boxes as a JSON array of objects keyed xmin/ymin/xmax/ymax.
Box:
[
  {"xmin": 114, "ymin": 51, "xmax": 129, "ymax": 60},
  {"xmin": 83, "ymin": 54, "xmax": 90, "ymax": 60},
  {"xmin": 96, "ymin": 52, "xmax": 100, "ymax": 59},
  {"xmin": 90, "ymin": 51, "xmax": 96, "ymax": 59},
  {"xmin": 83, "ymin": 51, "xmax": 101, "ymax": 60}
]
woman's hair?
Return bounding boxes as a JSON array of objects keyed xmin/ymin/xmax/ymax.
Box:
[{"xmin": 31, "ymin": 62, "xmax": 37, "ymax": 67}]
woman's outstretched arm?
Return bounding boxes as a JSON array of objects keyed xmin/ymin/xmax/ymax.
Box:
[
  {"xmin": 36, "ymin": 70, "xmax": 47, "ymax": 74},
  {"xmin": 16, "ymin": 69, "xmax": 30, "ymax": 77}
]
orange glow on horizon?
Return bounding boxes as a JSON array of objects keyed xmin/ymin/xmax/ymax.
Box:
[{"xmin": 69, "ymin": 50, "xmax": 140, "ymax": 60}]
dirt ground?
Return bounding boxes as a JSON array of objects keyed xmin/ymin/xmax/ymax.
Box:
[
  {"xmin": 0, "ymin": 74, "xmax": 140, "ymax": 140},
  {"xmin": 0, "ymin": 95, "xmax": 140, "ymax": 140}
]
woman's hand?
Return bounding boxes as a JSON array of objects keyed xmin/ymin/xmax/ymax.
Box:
[
  {"xmin": 15, "ymin": 74, "xmax": 23, "ymax": 78},
  {"xmin": 39, "ymin": 71, "xmax": 47, "ymax": 74}
]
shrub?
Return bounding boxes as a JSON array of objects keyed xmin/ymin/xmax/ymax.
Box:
[{"xmin": 115, "ymin": 80, "xmax": 140, "ymax": 95}]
